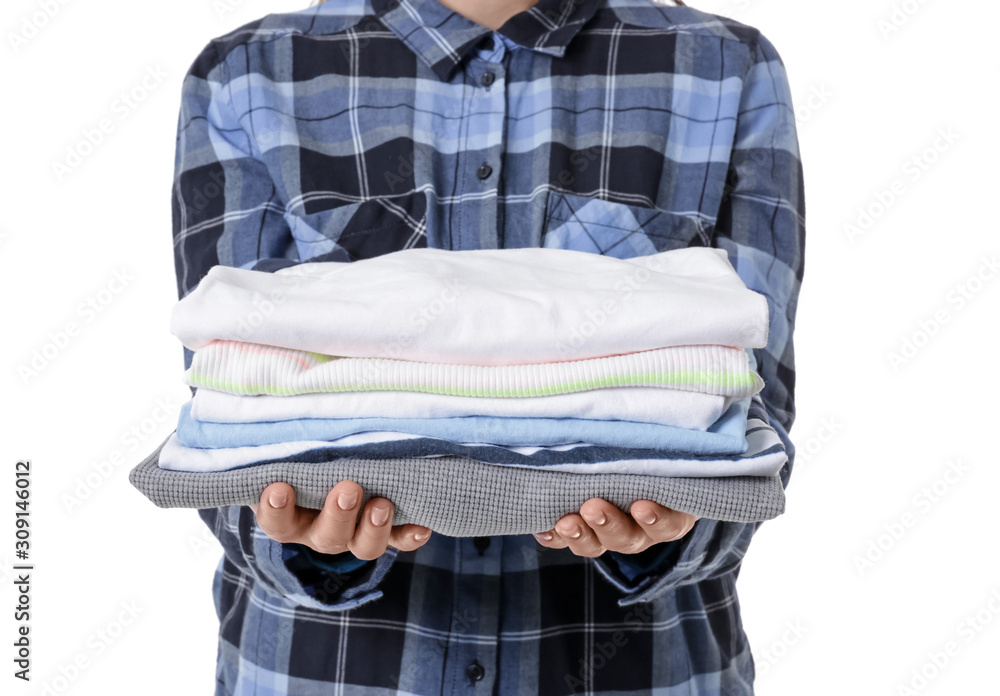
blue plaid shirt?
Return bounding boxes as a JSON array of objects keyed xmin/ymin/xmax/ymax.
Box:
[{"xmin": 173, "ymin": 0, "xmax": 805, "ymax": 692}]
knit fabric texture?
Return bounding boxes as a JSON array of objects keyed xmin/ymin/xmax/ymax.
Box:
[
  {"xmin": 184, "ymin": 339, "xmax": 763, "ymax": 398},
  {"xmin": 129, "ymin": 434, "xmax": 785, "ymax": 536}
]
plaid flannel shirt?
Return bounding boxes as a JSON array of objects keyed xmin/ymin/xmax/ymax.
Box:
[{"xmin": 171, "ymin": 0, "xmax": 805, "ymax": 692}]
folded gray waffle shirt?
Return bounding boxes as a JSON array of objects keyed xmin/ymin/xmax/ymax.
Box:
[{"xmin": 129, "ymin": 433, "xmax": 785, "ymax": 537}]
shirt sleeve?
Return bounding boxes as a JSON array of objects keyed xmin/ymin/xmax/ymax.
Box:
[
  {"xmin": 171, "ymin": 38, "xmax": 301, "ymax": 370},
  {"xmin": 590, "ymin": 30, "xmax": 805, "ymax": 605},
  {"xmin": 197, "ymin": 505, "xmax": 397, "ymax": 611},
  {"xmin": 173, "ymin": 38, "xmax": 394, "ymax": 610}
]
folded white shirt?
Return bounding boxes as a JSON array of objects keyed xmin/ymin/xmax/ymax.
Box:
[
  {"xmin": 171, "ymin": 246, "xmax": 769, "ymax": 365},
  {"xmin": 191, "ymin": 384, "xmax": 737, "ymax": 431}
]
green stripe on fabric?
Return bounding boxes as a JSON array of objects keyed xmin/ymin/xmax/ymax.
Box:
[{"xmin": 185, "ymin": 370, "xmax": 758, "ymax": 397}]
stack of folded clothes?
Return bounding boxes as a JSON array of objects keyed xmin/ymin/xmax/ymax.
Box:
[{"xmin": 129, "ymin": 246, "xmax": 788, "ymax": 536}]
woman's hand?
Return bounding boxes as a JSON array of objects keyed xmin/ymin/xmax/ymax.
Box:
[
  {"xmin": 250, "ymin": 480, "xmax": 433, "ymax": 560},
  {"xmin": 533, "ymin": 499, "xmax": 698, "ymax": 557}
]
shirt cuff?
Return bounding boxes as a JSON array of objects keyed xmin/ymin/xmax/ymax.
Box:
[
  {"xmin": 600, "ymin": 539, "xmax": 685, "ymax": 583},
  {"xmin": 292, "ymin": 544, "xmax": 372, "ymax": 574},
  {"xmin": 590, "ymin": 519, "xmax": 758, "ymax": 606},
  {"xmin": 247, "ymin": 508, "xmax": 397, "ymax": 611}
]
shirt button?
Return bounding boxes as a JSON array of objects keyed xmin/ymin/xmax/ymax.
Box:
[
  {"xmin": 478, "ymin": 34, "xmax": 494, "ymax": 51},
  {"xmin": 480, "ymin": 71, "xmax": 495, "ymax": 87},
  {"xmin": 476, "ymin": 163, "xmax": 492, "ymax": 180},
  {"xmin": 466, "ymin": 660, "xmax": 485, "ymax": 683}
]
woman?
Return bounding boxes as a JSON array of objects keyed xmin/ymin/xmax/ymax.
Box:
[{"xmin": 172, "ymin": 0, "xmax": 805, "ymax": 691}]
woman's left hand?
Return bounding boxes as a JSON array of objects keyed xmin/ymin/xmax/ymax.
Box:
[{"xmin": 533, "ymin": 499, "xmax": 698, "ymax": 556}]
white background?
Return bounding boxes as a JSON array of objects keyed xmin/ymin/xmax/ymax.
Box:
[{"xmin": 2, "ymin": 0, "xmax": 998, "ymax": 693}]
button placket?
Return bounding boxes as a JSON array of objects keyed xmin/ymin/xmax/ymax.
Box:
[
  {"xmin": 440, "ymin": 536, "xmax": 499, "ymax": 694},
  {"xmin": 457, "ymin": 52, "xmax": 504, "ymax": 248}
]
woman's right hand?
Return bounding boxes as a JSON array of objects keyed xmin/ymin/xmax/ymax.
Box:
[{"xmin": 249, "ymin": 480, "xmax": 432, "ymax": 560}]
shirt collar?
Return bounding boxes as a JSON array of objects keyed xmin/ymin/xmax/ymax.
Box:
[{"xmin": 370, "ymin": 0, "xmax": 602, "ymax": 82}]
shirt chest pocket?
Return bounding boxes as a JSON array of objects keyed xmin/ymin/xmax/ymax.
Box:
[
  {"xmin": 540, "ymin": 190, "xmax": 707, "ymax": 258},
  {"xmin": 292, "ymin": 192, "xmax": 429, "ymax": 263}
]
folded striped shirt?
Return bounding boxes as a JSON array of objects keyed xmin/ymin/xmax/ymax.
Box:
[{"xmin": 185, "ymin": 339, "xmax": 763, "ymax": 398}]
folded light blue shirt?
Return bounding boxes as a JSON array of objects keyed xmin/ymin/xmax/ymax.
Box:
[{"xmin": 176, "ymin": 395, "xmax": 751, "ymax": 455}]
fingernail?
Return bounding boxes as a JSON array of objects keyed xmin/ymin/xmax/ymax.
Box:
[
  {"xmin": 413, "ymin": 531, "xmax": 430, "ymax": 542},
  {"xmin": 635, "ymin": 508, "xmax": 657, "ymax": 525},
  {"xmin": 268, "ymin": 490, "xmax": 288, "ymax": 509},
  {"xmin": 337, "ymin": 490, "xmax": 358, "ymax": 510},
  {"xmin": 559, "ymin": 524, "xmax": 581, "ymax": 539},
  {"xmin": 370, "ymin": 505, "xmax": 390, "ymax": 526},
  {"xmin": 582, "ymin": 510, "xmax": 606, "ymax": 526},
  {"xmin": 534, "ymin": 532, "xmax": 552, "ymax": 542}
]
